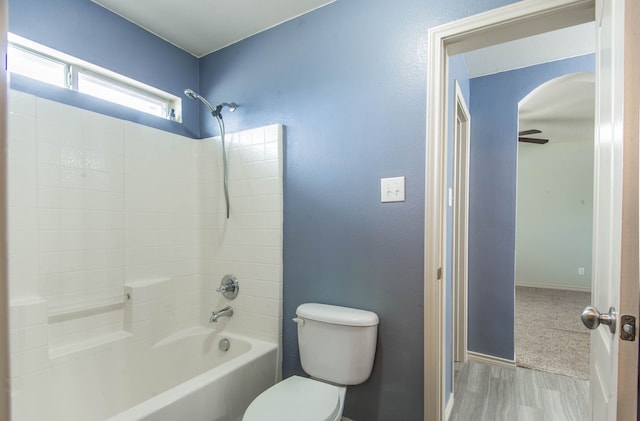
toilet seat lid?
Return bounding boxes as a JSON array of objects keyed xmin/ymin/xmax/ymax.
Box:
[{"xmin": 243, "ymin": 376, "xmax": 341, "ymax": 421}]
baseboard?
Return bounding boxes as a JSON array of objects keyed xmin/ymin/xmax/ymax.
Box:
[
  {"xmin": 467, "ymin": 351, "xmax": 516, "ymax": 368},
  {"xmin": 444, "ymin": 394, "xmax": 454, "ymax": 420},
  {"xmin": 516, "ymin": 282, "xmax": 590, "ymax": 293}
]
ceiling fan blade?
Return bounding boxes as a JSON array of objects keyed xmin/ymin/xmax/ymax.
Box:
[
  {"xmin": 518, "ymin": 137, "xmax": 549, "ymax": 144},
  {"xmin": 518, "ymin": 129, "xmax": 542, "ymax": 136}
]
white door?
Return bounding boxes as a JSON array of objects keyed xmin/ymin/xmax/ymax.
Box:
[{"xmin": 587, "ymin": 0, "xmax": 638, "ymax": 419}]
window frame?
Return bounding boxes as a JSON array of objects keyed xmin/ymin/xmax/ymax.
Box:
[{"xmin": 7, "ymin": 33, "xmax": 181, "ymax": 122}]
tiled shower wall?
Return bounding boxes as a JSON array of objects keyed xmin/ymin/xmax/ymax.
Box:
[
  {"xmin": 8, "ymin": 90, "xmax": 204, "ymax": 354},
  {"xmin": 200, "ymin": 125, "xmax": 284, "ymax": 343},
  {"xmin": 7, "ymin": 89, "xmax": 283, "ymax": 413}
]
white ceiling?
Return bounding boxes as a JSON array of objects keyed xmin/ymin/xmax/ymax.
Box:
[
  {"xmin": 463, "ymin": 22, "xmax": 595, "ymax": 78},
  {"xmin": 90, "ymin": 2, "xmax": 594, "ymax": 77},
  {"xmin": 519, "ymin": 72, "xmax": 595, "ymax": 122},
  {"xmin": 91, "ymin": 0, "xmax": 335, "ymax": 58}
]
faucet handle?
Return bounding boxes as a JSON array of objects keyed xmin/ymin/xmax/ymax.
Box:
[{"xmin": 216, "ymin": 274, "xmax": 239, "ymax": 300}]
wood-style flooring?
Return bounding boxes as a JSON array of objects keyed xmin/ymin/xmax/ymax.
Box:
[{"xmin": 448, "ymin": 361, "xmax": 590, "ymax": 421}]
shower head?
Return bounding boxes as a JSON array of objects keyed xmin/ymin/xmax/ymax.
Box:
[
  {"xmin": 184, "ymin": 88, "xmax": 198, "ymax": 100},
  {"xmin": 184, "ymin": 89, "xmax": 237, "ymax": 117},
  {"xmin": 184, "ymin": 88, "xmax": 216, "ymax": 115}
]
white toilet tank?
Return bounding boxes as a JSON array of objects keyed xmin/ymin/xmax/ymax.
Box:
[{"xmin": 295, "ymin": 303, "xmax": 379, "ymax": 385}]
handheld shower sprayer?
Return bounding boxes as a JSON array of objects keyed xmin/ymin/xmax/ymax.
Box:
[
  {"xmin": 184, "ymin": 88, "xmax": 238, "ymax": 219},
  {"xmin": 184, "ymin": 89, "xmax": 236, "ymax": 118}
]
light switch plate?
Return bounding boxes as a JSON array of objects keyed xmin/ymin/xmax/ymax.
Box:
[{"xmin": 381, "ymin": 176, "xmax": 405, "ymax": 202}]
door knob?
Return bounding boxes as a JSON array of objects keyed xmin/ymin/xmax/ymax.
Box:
[{"xmin": 581, "ymin": 306, "xmax": 616, "ymax": 334}]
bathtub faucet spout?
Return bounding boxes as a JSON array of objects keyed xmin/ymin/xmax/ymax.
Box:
[{"xmin": 210, "ymin": 306, "xmax": 234, "ymax": 323}]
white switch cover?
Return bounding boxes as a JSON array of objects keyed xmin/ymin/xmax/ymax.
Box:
[{"xmin": 381, "ymin": 176, "xmax": 405, "ymax": 202}]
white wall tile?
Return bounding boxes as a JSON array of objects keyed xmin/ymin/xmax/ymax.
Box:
[
  {"xmin": 9, "ymin": 252, "xmax": 39, "ymax": 280},
  {"xmin": 37, "ymin": 164, "xmax": 60, "ymax": 187},
  {"xmin": 9, "ymin": 113, "xmax": 37, "ymax": 141},
  {"xmin": 38, "ymin": 231, "xmax": 61, "ymax": 253},
  {"xmin": 38, "ymin": 209, "xmax": 60, "ymax": 231},
  {"xmin": 37, "ymin": 118, "xmax": 83, "ymax": 148},
  {"xmin": 8, "ymin": 184, "xmax": 37, "ymax": 209},
  {"xmin": 38, "ymin": 253, "xmax": 61, "ymax": 275},
  {"xmin": 59, "ymin": 210, "xmax": 84, "ymax": 230},
  {"xmin": 8, "ymin": 230, "xmax": 37, "ymax": 257},
  {"xmin": 8, "ymin": 138, "xmax": 37, "ymax": 163},
  {"xmin": 58, "ymin": 251, "xmax": 85, "ymax": 272},
  {"xmin": 9, "ymin": 277, "xmax": 40, "ymax": 301},
  {"xmin": 9, "ymin": 90, "xmax": 37, "ymax": 117},
  {"xmin": 38, "ymin": 186, "xmax": 61, "ymax": 208}
]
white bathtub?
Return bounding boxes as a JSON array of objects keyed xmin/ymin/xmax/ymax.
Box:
[
  {"xmin": 107, "ymin": 329, "xmax": 278, "ymax": 421},
  {"xmin": 11, "ymin": 325, "xmax": 277, "ymax": 420}
]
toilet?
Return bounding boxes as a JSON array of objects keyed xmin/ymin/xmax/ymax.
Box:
[{"xmin": 243, "ymin": 303, "xmax": 379, "ymax": 421}]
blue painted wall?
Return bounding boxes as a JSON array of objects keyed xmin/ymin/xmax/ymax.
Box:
[
  {"xmin": 200, "ymin": 1, "xmax": 514, "ymax": 419},
  {"xmin": 8, "ymin": 0, "xmax": 200, "ymax": 137},
  {"xmin": 467, "ymin": 54, "xmax": 594, "ymax": 360}
]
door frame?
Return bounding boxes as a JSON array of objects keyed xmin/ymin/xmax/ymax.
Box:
[
  {"xmin": 616, "ymin": 0, "xmax": 639, "ymax": 418},
  {"xmin": 451, "ymin": 81, "xmax": 469, "ymax": 365},
  {"xmin": 424, "ymin": 0, "xmax": 597, "ymax": 419},
  {"xmin": 0, "ymin": 0, "xmax": 11, "ymax": 418}
]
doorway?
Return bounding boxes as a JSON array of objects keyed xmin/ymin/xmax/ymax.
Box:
[
  {"xmin": 514, "ymin": 72, "xmax": 595, "ymax": 380},
  {"xmin": 423, "ymin": 0, "xmax": 600, "ymax": 419},
  {"xmin": 447, "ymin": 52, "xmax": 595, "ymax": 421},
  {"xmin": 426, "ymin": 1, "xmax": 639, "ymax": 420}
]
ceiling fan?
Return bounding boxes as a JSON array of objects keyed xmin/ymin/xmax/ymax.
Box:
[{"xmin": 518, "ymin": 129, "xmax": 549, "ymax": 144}]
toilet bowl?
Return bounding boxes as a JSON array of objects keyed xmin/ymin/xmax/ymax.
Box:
[
  {"xmin": 242, "ymin": 303, "xmax": 378, "ymax": 421},
  {"xmin": 243, "ymin": 376, "xmax": 346, "ymax": 421}
]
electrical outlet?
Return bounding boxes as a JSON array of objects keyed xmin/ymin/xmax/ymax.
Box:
[
  {"xmin": 578, "ymin": 267, "xmax": 585, "ymax": 276},
  {"xmin": 381, "ymin": 177, "xmax": 405, "ymax": 203}
]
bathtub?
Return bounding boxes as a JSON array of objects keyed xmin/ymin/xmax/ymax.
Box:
[
  {"xmin": 11, "ymin": 324, "xmax": 277, "ymax": 420},
  {"xmin": 105, "ymin": 328, "xmax": 278, "ymax": 421}
]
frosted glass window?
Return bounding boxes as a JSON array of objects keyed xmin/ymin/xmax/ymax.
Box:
[
  {"xmin": 7, "ymin": 34, "xmax": 180, "ymax": 122},
  {"xmin": 78, "ymin": 72, "xmax": 168, "ymax": 119},
  {"xmin": 7, "ymin": 45, "xmax": 66, "ymax": 88}
]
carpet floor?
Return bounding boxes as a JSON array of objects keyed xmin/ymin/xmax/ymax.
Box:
[{"xmin": 515, "ymin": 286, "xmax": 591, "ymax": 380}]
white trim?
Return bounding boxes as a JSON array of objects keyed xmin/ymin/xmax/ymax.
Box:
[
  {"xmin": 452, "ymin": 81, "xmax": 470, "ymax": 366},
  {"xmin": 467, "ymin": 351, "xmax": 516, "ymax": 368},
  {"xmin": 0, "ymin": 0, "xmax": 10, "ymax": 418},
  {"xmin": 444, "ymin": 394, "xmax": 454, "ymax": 421},
  {"xmin": 424, "ymin": 1, "xmax": 595, "ymax": 419},
  {"xmin": 515, "ymin": 282, "xmax": 591, "ymax": 292}
]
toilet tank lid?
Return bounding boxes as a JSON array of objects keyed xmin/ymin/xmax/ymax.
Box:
[{"xmin": 296, "ymin": 303, "xmax": 379, "ymax": 326}]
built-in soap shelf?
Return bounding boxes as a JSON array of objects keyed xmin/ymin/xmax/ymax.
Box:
[
  {"xmin": 47, "ymin": 294, "xmax": 130, "ymax": 322},
  {"xmin": 40, "ymin": 278, "xmax": 171, "ymax": 359}
]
